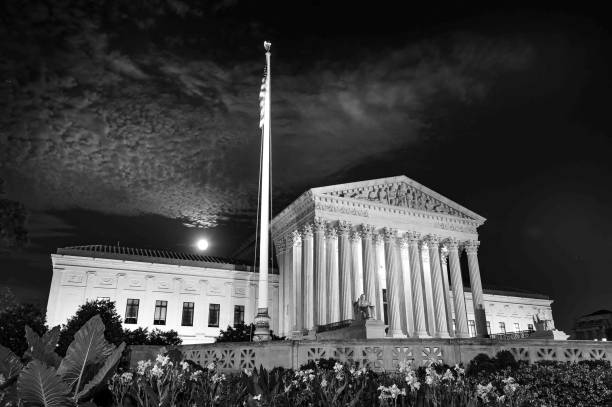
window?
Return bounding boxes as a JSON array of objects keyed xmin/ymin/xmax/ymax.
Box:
[
  {"xmin": 468, "ymin": 320, "xmax": 476, "ymax": 337},
  {"xmin": 234, "ymin": 305, "xmax": 245, "ymax": 327},
  {"xmin": 182, "ymin": 302, "xmax": 194, "ymax": 326},
  {"xmin": 97, "ymin": 297, "xmax": 110, "ymax": 301},
  {"xmin": 514, "ymin": 323, "xmax": 520, "ymax": 332},
  {"xmin": 527, "ymin": 323, "xmax": 534, "ymax": 331},
  {"xmin": 499, "ymin": 322, "xmax": 506, "ymax": 334},
  {"xmin": 486, "ymin": 321, "xmax": 491, "ymax": 335},
  {"xmin": 382, "ymin": 289, "xmax": 388, "ymax": 325},
  {"xmin": 208, "ymin": 304, "xmax": 220, "ymax": 327},
  {"xmin": 154, "ymin": 300, "xmax": 167, "ymax": 325},
  {"xmin": 125, "ymin": 299, "xmax": 139, "ymax": 324}
]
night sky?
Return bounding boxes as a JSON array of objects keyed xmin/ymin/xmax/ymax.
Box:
[{"xmin": 1, "ymin": 1, "xmax": 611, "ymax": 332}]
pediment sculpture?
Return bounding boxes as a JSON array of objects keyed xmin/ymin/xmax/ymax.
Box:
[{"xmin": 326, "ymin": 182, "xmax": 470, "ymax": 219}]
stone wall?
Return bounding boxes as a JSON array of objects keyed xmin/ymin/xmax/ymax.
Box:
[{"xmin": 173, "ymin": 339, "xmax": 612, "ymax": 373}]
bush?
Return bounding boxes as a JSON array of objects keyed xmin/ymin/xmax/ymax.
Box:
[
  {"xmin": 57, "ymin": 299, "xmax": 124, "ymax": 356},
  {"xmin": 0, "ymin": 303, "xmax": 46, "ymax": 356},
  {"xmin": 216, "ymin": 322, "xmax": 285, "ymax": 343},
  {"xmin": 123, "ymin": 327, "xmax": 182, "ymax": 346}
]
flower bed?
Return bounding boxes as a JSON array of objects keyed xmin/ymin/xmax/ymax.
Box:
[{"xmin": 109, "ymin": 352, "xmax": 612, "ymax": 406}]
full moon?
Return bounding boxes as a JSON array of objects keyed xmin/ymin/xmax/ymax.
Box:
[{"xmin": 196, "ymin": 239, "xmax": 209, "ymax": 251}]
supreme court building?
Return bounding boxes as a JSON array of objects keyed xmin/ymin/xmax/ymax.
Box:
[{"xmin": 46, "ymin": 176, "xmax": 555, "ymax": 343}]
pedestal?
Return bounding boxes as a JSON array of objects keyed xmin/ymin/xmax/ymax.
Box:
[{"xmin": 253, "ymin": 307, "xmax": 271, "ymax": 341}]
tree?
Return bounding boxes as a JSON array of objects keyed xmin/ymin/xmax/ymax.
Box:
[
  {"xmin": 0, "ymin": 303, "xmax": 46, "ymax": 356},
  {"xmin": 57, "ymin": 299, "xmax": 124, "ymax": 356},
  {"xmin": 216, "ymin": 322, "xmax": 285, "ymax": 343},
  {"xmin": 123, "ymin": 327, "xmax": 182, "ymax": 346},
  {"xmin": 0, "ymin": 286, "xmax": 17, "ymax": 312}
]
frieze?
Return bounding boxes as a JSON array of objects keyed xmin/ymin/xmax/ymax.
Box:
[
  {"xmin": 314, "ymin": 202, "xmax": 369, "ymax": 217},
  {"xmin": 434, "ymin": 222, "xmax": 477, "ymax": 234},
  {"xmin": 326, "ymin": 182, "xmax": 470, "ymax": 219}
]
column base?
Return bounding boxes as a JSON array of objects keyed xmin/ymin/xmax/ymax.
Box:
[
  {"xmin": 253, "ymin": 307, "xmax": 271, "ymax": 342},
  {"xmin": 387, "ymin": 329, "xmax": 406, "ymax": 338},
  {"xmin": 412, "ymin": 331, "xmax": 432, "ymax": 339},
  {"xmin": 455, "ymin": 332, "xmax": 472, "ymax": 339},
  {"xmin": 435, "ymin": 332, "xmax": 452, "ymax": 339}
]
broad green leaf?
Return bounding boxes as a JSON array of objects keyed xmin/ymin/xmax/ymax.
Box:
[
  {"xmin": 17, "ymin": 360, "xmax": 74, "ymax": 407},
  {"xmin": 24, "ymin": 327, "xmax": 61, "ymax": 368},
  {"xmin": 41, "ymin": 327, "xmax": 61, "ymax": 351},
  {"xmin": 77, "ymin": 342, "xmax": 125, "ymax": 401},
  {"xmin": 0, "ymin": 344, "xmax": 23, "ymax": 381},
  {"xmin": 57, "ymin": 315, "xmax": 108, "ymax": 394}
]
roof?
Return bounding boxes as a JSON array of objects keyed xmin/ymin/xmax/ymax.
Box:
[
  {"xmin": 56, "ymin": 245, "xmax": 276, "ymax": 273},
  {"xmin": 463, "ymin": 286, "xmax": 550, "ymax": 300},
  {"xmin": 583, "ymin": 309, "xmax": 612, "ymax": 317}
]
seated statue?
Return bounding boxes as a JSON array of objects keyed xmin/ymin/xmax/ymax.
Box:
[{"xmin": 353, "ymin": 294, "xmax": 375, "ymax": 321}]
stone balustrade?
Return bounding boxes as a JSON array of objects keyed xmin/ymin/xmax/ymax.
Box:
[{"xmin": 164, "ymin": 339, "xmax": 612, "ymax": 373}]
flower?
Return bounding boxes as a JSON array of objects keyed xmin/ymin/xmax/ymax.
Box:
[
  {"xmin": 442, "ymin": 369, "xmax": 454, "ymax": 382},
  {"xmin": 378, "ymin": 384, "xmax": 406, "ymax": 400},
  {"xmin": 453, "ymin": 364, "xmax": 465, "ymax": 376},
  {"xmin": 207, "ymin": 362, "xmax": 216, "ymax": 371},
  {"xmin": 404, "ymin": 370, "xmax": 421, "ymax": 392},
  {"xmin": 211, "ymin": 373, "xmax": 226, "ymax": 383},
  {"xmin": 136, "ymin": 360, "xmax": 152, "ymax": 376},
  {"xmin": 476, "ymin": 383, "xmax": 494, "ymax": 401},
  {"xmin": 0, "ymin": 374, "xmax": 5, "ymax": 386},
  {"xmin": 502, "ymin": 377, "xmax": 519, "ymax": 395},
  {"xmin": 156, "ymin": 354, "xmax": 170, "ymax": 366},
  {"xmin": 333, "ymin": 362, "xmax": 343, "ymax": 373},
  {"xmin": 321, "ymin": 378, "xmax": 328, "ymax": 388},
  {"xmin": 151, "ymin": 365, "xmax": 163, "ymax": 378},
  {"xmin": 120, "ymin": 372, "xmax": 133, "ymax": 383},
  {"xmin": 181, "ymin": 361, "xmax": 189, "ymax": 371},
  {"xmin": 243, "ymin": 368, "xmax": 253, "ymax": 377},
  {"xmin": 253, "ymin": 394, "xmax": 261, "ymax": 401},
  {"xmin": 189, "ymin": 370, "xmax": 203, "ymax": 381}
]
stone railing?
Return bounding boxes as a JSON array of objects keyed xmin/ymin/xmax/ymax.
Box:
[{"xmin": 177, "ymin": 338, "xmax": 612, "ymax": 373}]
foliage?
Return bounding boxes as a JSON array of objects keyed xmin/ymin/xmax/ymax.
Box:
[
  {"xmin": 466, "ymin": 351, "xmax": 517, "ymax": 377},
  {"xmin": 123, "ymin": 327, "xmax": 182, "ymax": 346},
  {"xmin": 0, "ymin": 314, "xmax": 125, "ymax": 406},
  {"xmin": 0, "ymin": 303, "xmax": 46, "ymax": 356},
  {"xmin": 57, "ymin": 299, "xmax": 125, "ymax": 356},
  {"xmin": 108, "ymin": 353, "xmax": 612, "ymax": 407},
  {"xmin": 0, "ymin": 287, "xmax": 17, "ymax": 312},
  {"xmin": 216, "ymin": 323, "xmax": 285, "ymax": 343}
]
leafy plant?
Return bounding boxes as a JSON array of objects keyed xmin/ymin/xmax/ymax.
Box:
[{"xmin": 0, "ymin": 314, "xmax": 126, "ymax": 406}]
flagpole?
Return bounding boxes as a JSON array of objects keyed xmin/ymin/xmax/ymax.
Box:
[{"xmin": 254, "ymin": 41, "xmax": 272, "ymax": 341}]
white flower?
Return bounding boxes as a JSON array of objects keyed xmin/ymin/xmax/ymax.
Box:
[
  {"xmin": 120, "ymin": 372, "xmax": 133, "ymax": 383},
  {"xmin": 253, "ymin": 394, "xmax": 262, "ymax": 401},
  {"xmin": 405, "ymin": 370, "xmax": 421, "ymax": 392},
  {"xmin": 243, "ymin": 368, "xmax": 253, "ymax": 377},
  {"xmin": 442, "ymin": 369, "xmax": 454, "ymax": 382},
  {"xmin": 151, "ymin": 365, "xmax": 163, "ymax": 378},
  {"xmin": 207, "ymin": 362, "xmax": 216, "ymax": 370},
  {"xmin": 333, "ymin": 362, "xmax": 344, "ymax": 373},
  {"xmin": 503, "ymin": 377, "xmax": 519, "ymax": 395},
  {"xmin": 211, "ymin": 373, "xmax": 226, "ymax": 383},
  {"xmin": 189, "ymin": 370, "xmax": 203, "ymax": 381},
  {"xmin": 321, "ymin": 378, "xmax": 328, "ymax": 388},
  {"xmin": 378, "ymin": 384, "xmax": 406, "ymax": 400},
  {"xmin": 0, "ymin": 374, "xmax": 5, "ymax": 386},
  {"xmin": 181, "ymin": 361, "xmax": 189, "ymax": 370},
  {"xmin": 476, "ymin": 383, "xmax": 494, "ymax": 401},
  {"xmin": 136, "ymin": 360, "xmax": 152, "ymax": 376},
  {"xmin": 156, "ymin": 354, "xmax": 170, "ymax": 366},
  {"xmin": 453, "ymin": 364, "xmax": 465, "ymax": 376}
]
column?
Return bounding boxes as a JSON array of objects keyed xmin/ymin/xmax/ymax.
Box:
[
  {"xmin": 420, "ymin": 243, "xmax": 436, "ymax": 335},
  {"xmin": 427, "ymin": 236, "xmax": 451, "ymax": 338},
  {"xmin": 283, "ymin": 234, "xmax": 294, "ymax": 335},
  {"xmin": 313, "ymin": 219, "xmax": 327, "ymax": 326},
  {"xmin": 374, "ymin": 233, "xmax": 385, "ymax": 321},
  {"xmin": 447, "ymin": 238, "xmax": 470, "ymax": 338},
  {"xmin": 276, "ymin": 240, "xmax": 285, "ymax": 337},
  {"xmin": 291, "ymin": 230, "xmax": 303, "ymax": 332},
  {"xmin": 399, "ymin": 236, "xmax": 415, "ymax": 336},
  {"xmin": 440, "ymin": 247, "xmax": 455, "ymax": 336},
  {"xmin": 383, "ymin": 228, "xmax": 404, "ymax": 337},
  {"xmin": 302, "ymin": 224, "xmax": 314, "ymax": 331},
  {"xmin": 326, "ymin": 226, "xmax": 340, "ymax": 323},
  {"xmin": 350, "ymin": 230, "xmax": 364, "ymax": 301},
  {"xmin": 407, "ymin": 232, "xmax": 430, "ymax": 337},
  {"xmin": 465, "ymin": 240, "xmax": 487, "ymax": 338},
  {"xmin": 361, "ymin": 225, "xmax": 379, "ymax": 320},
  {"xmin": 338, "ymin": 221, "xmax": 353, "ymax": 320}
]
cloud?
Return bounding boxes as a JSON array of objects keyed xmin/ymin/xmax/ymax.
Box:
[{"xmin": 0, "ymin": 5, "xmax": 534, "ymax": 228}]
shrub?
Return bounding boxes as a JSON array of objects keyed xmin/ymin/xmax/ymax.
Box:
[
  {"xmin": 0, "ymin": 303, "xmax": 46, "ymax": 356},
  {"xmin": 57, "ymin": 299, "xmax": 124, "ymax": 356},
  {"xmin": 124, "ymin": 327, "xmax": 182, "ymax": 346},
  {"xmin": 0, "ymin": 315, "xmax": 125, "ymax": 406},
  {"xmin": 217, "ymin": 322, "xmax": 285, "ymax": 343}
]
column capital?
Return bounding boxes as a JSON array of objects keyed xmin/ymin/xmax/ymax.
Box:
[
  {"xmin": 325, "ymin": 226, "xmax": 338, "ymax": 240},
  {"xmin": 464, "ymin": 240, "xmax": 480, "ymax": 255},
  {"xmin": 383, "ymin": 227, "xmax": 398, "ymax": 243},
  {"xmin": 426, "ymin": 234, "xmax": 441, "ymax": 248},
  {"xmin": 445, "ymin": 237, "xmax": 460, "ymax": 251},
  {"xmin": 440, "ymin": 246, "xmax": 449, "ymax": 262},
  {"xmin": 360, "ymin": 224, "xmax": 376, "ymax": 238},
  {"xmin": 338, "ymin": 220, "xmax": 352, "ymax": 236},
  {"xmin": 302, "ymin": 223, "xmax": 313, "ymax": 238},
  {"xmin": 406, "ymin": 231, "xmax": 421, "ymax": 244},
  {"xmin": 313, "ymin": 217, "xmax": 326, "ymax": 234},
  {"xmin": 290, "ymin": 229, "xmax": 302, "ymax": 246},
  {"xmin": 399, "ymin": 235, "xmax": 409, "ymax": 249},
  {"xmin": 350, "ymin": 229, "xmax": 362, "ymax": 242}
]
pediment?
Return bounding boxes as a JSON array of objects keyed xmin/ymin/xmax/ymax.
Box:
[{"xmin": 311, "ymin": 175, "xmax": 484, "ymax": 222}]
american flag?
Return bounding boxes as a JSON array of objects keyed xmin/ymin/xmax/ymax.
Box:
[{"xmin": 259, "ymin": 66, "xmax": 267, "ymax": 129}]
